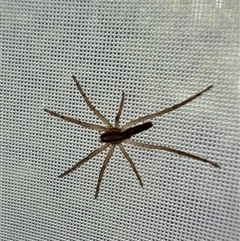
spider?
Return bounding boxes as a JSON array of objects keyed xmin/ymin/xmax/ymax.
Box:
[{"xmin": 44, "ymin": 76, "xmax": 220, "ymax": 198}]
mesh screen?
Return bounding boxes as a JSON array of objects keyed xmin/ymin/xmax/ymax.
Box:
[{"xmin": 1, "ymin": 1, "xmax": 239, "ymax": 240}]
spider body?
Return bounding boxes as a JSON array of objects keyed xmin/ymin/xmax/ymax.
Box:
[
  {"xmin": 101, "ymin": 122, "xmax": 153, "ymax": 143},
  {"xmin": 44, "ymin": 76, "xmax": 219, "ymax": 198}
]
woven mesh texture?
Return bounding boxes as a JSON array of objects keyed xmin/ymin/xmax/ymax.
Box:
[{"xmin": 1, "ymin": 1, "xmax": 239, "ymax": 240}]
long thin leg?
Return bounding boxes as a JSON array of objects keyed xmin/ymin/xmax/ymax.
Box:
[
  {"xmin": 95, "ymin": 145, "xmax": 115, "ymax": 199},
  {"xmin": 125, "ymin": 139, "xmax": 220, "ymax": 168},
  {"xmin": 119, "ymin": 144, "xmax": 143, "ymax": 186},
  {"xmin": 58, "ymin": 143, "xmax": 110, "ymax": 178},
  {"xmin": 115, "ymin": 91, "xmax": 125, "ymax": 128},
  {"xmin": 72, "ymin": 76, "xmax": 113, "ymax": 127},
  {"xmin": 44, "ymin": 109, "xmax": 107, "ymax": 132},
  {"xmin": 122, "ymin": 86, "xmax": 213, "ymax": 130}
]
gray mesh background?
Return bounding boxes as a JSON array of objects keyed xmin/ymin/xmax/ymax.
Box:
[{"xmin": 1, "ymin": 1, "xmax": 239, "ymax": 240}]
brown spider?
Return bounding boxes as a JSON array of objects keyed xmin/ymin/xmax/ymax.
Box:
[{"xmin": 44, "ymin": 76, "xmax": 220, "ymax": 198}]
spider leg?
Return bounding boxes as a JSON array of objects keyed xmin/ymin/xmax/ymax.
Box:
[
  {"xmin": 72, "ymin": 76, "xmax": 113, "ymax": 127},
  {"xmin": 95, "ymin": 145, "xmax": 115, "ymax": 199},
  {"xmin": 125, "ymin": 139, "xmax": 220, "ymax": 168},
  {"xmin": 115, "ymin": 91, "xmax": 125, "ymax": 128},
  {"xmin": 44, "ymin": 109, "xmax": 107, "ymax": 132},
  {"xmin": 119, "ymin": 144, "xmax": 143, "ymax": 186},
  {"xmin": 58, "ymin": 143, "xmax": 110, "ymax": 178},
  {"xmin": 122, "ymin": 86, "xmax": 213, "ymax": 130}
]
